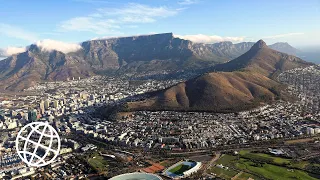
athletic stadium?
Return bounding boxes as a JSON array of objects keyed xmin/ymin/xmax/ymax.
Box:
[
  {"xmin": 163, "ymin": 160, "xmax": 202, "ymax": 179},
  {"xmin": 109, "ymin": 172, "xmax": 163, "ymax": 180}
]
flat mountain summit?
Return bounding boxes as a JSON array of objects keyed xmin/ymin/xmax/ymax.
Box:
[{"xmin": 0, "ymin": 33, "xmax": 307, "ymax": 91}]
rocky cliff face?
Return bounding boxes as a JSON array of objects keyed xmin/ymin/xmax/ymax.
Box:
[{"xmin": 0, "ymin": 33, "xmax": 303, "ymax": 91}]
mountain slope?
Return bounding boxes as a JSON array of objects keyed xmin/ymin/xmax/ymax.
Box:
[
  {"xmin": 0, "ymin": 33, "xmax": 253, "ymax": 91},
  {"xmin": 0, "ymin": 33, "xmax": 303, "ymax": 91},
  {"xmin": 0, "ymin": 46, "xmax": 94, "ymax": 90},
  {"xmin": 127, "ymin": 40, "xmax": 313, "ymax": 112},
  {"xmin": 214, "ymin": 40, "xmax": 312, "ymax": 77},
  {"xmin": 128, "ymin": 71, "xmax": 285, "ymax": 112}
]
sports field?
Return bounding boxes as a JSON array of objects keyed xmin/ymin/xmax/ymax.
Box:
[
  {"xmin": 169, "ymin": 164, "xmax": 193, "ymax": 174},
  {"xmin": 164, "ymin": 160, "xmax": 197, "ymax": 178}
]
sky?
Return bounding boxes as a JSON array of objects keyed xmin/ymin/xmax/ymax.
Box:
[{"xmin": 0, "ymin": 0, "xmax": 320, "ymax": 56}]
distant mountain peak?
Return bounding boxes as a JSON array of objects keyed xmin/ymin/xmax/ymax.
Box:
[
  {"xmin": 269, "ymin": 42, "xmax": 299, "ymax": 55},
  {"xmin": 251, "ymin": 39, "xmax": 268, "ymax": 50}
]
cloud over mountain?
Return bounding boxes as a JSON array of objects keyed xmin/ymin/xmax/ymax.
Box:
[
  {"xmin": 175, "ymin": 34, "xmax": 245, "ymax": 44},
  {"xmin": 35, "ymin": 39, "xmax": 82, "ymax": 53},
  {"xmin": 0, "ymin": 47, "xmax": 26, "ymax": 56}
]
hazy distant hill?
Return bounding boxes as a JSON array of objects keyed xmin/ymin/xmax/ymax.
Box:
[
  {"xmin": 269, "ymin": 42, "xmax": 300, "ymax": 55},
  {"xmin": 127, "ymin": 40, "xmax": 313, "ymax": 112}
]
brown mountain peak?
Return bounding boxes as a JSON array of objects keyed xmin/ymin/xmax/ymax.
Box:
[{"xmin": 251, "ymin": 39, "xmax": 268, "ymax": 50}]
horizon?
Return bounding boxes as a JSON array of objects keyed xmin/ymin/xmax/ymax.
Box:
[{"xmin": 0, "ymin": 0, "xmax": 320, "ymax": 53}]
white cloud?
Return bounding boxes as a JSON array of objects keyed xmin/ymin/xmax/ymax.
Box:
[
  {"xmin": 60, "ymin": 17, "xmax": 120, "ymax": 34},
  {"xmin": 101, "ymin": 3, "xmax": 180, "ymax": 20},
  {"xmin": 35, "ymin": 39, "xmax": 82, "ymax": 53},
  {"xmin": 90, "ymin": 33, "xmax": 160, "ymax": 40},
  {"xmin": 72, "ymin": 0, "xmax": 111, "ymax": 4},
  {"xmin": 0, "ymin": 23, "xmax": 38, "ymax": 42},
  {"xmin": 1, "ymin": 47, "xmax": 27, "ymax": 56},
  {"xmin": 178, "ymin": 0, "xmax": 199, "ymax": 5},
  {"xmin": 0, "ymin": 39, "xmax": 82, "ymax": 56},
  {"xmin": 59, "ymin": 3, "xmax": 181, "ymax": 34},
  {"xmin": 263, "ymin": 33, "xmax": 304, "ymax": 39},
  {"xmin": 174, "ymin": 34, "xmax": 245, "ymax": 43}
]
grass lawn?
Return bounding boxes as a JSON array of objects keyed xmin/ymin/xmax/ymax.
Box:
[
  {"xmin": 87, "ymin": 155, "xmax": 109, "ymax": 173},
  {"xmin": 239, "ymin": 150, "xmax": 311, "ymax": 169},
  {"xmin": 209, "ymin": 166, "xmax": 238, "ymax": 179},
  {"xmin": 240, "ymin": 150, "xmax": 291, "ymax": 165},
  {"xmin": 212, "ymin": 152, "xmax": 318, "ymax": 180},
  {"xmin": 233, "ymin": 172, "xmax": 261, "ymax": 180},
  {"xmin": 169, "ymin": 164, "xmax": 192, "ymax": 175},
  {"xmin": 290, "ymin": 160, "xmax": 310, "ymax": 169},
  {"xmin": 215, "ymin": 154, "xmax": 237, "ymax": 166},
  {"xmin": 236, "ymin": 158, "xmax": 318, "ymax": 180}
]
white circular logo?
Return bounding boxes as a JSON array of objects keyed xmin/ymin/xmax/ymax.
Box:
[{"xmin": 15, "ymin": 122, "xmax": 61, "ymax": 167}]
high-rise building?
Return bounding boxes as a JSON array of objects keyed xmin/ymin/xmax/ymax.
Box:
[
  {"xmin": 39, "ymin": 101, "xmax": 45, "ymax": 114},
  {"xmin": 10, "ymin": 110, "xmax": 17, "ymax": 117},
  {"xmin": 44, "ymin": 100, "xmax": 50, "ymax": 110},
  {"xmin": 24, "ymin": 113, "xmax": 28, "ymax": 120},
  {"xmin": 307, "ymin": 127, "xmax": 315, "ymax": 135},
  {"xmin": 28, "ymin": 110, "xmax": 37, "ymax": 121},
  {"xmin": 53, "ymin": 100, "xmax": 59, "ymax": 108}
]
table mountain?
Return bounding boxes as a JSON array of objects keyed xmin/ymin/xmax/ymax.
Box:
[
  {"xmin": 0, "ymin": 33, "xmax": 250, "ymax": 91},
  {"xmin": 0, "ymin": 33, "xmax": 301, "ymax": 91}
]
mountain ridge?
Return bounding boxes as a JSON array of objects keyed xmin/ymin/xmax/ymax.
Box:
[
  {"xmin": 126, "ymin": 40, "xmax": 313, "ymax": 112},
  {"xmin": 0, "ymin": 33, "xmax": 307, "ymax": 91}
]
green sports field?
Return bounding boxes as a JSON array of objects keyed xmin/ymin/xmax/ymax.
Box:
[{"xmin": 169, "ymin": 164, "xmax": 192, "ymax": 175}]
